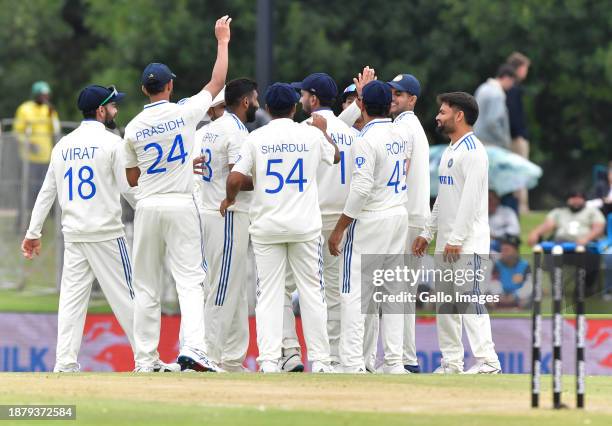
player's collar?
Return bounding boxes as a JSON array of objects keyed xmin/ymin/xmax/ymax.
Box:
[
  {"xmin": 80, "ymin": 119, "xmax": 104, "ymax": 128},
  {"xmin": 451, "ymin": 131, "xmax": 475, "ymax": 149},
  {"xmin": 143, "ymin": 100, "xmax": 169, "ymax": 109},
  {"xmin": 394, "ymin": 110, "xmax": 414, "ymax": 122},
  {"xmin": 359, "ymin": 117, "xmax": 392, "ymax": 136}
]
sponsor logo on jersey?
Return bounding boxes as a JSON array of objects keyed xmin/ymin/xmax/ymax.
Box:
[
  {"xmin": 447, "ymin": 158, "xmax": 454, "ymax": 168},
  {"xmin": 355, "ymin": 156, "xmax": 366, "ymax": 168},
  {"xmin": 439, "ymin": 175, "xmax": 454, "ymax": 185}
]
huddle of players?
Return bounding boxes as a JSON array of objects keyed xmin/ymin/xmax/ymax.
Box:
[{"xmin": 21, "ymin": 15, "xmax": 501, "ymax": 374}]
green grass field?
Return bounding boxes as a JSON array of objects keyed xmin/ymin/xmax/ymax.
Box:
[{"xmin": 0, "ymin": 373, "xmax": 610, "ymax": 426}]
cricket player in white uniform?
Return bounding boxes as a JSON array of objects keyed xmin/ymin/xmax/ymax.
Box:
[
  {"xmin": 291, "ymin": 72, "xmax": 356, "ymax": 369},
  {"xmin": 388, "ymin": 73, "xmax": 430, "ymax": 373},
  {"xmin": 21, "ymin": 85, "xmax": 138, "ymax": 372},
  {"xmin": 221, "ymin": 82, "xmax": 339, "ymax": 373},
  {"xmin": 124, "ymin": 16, "xmax": 231, "ymax": 373},
  {"xmin": 340, "ymin": 82, "xmax": 378, "ymax": 372},
  {"xmin": 194, "ymin": 78, "xmax": 259, "ymax": 371},
  {"xmin": 413, "ymin": 92, "xmax": 501, "ymax": 374},
  {"xmin": 329, "ymin": 81, "xmax": 409, "ymax": 374},
  {"xmin": 277, "ymin": 71, "xmax": 377, "ymax": 373}
]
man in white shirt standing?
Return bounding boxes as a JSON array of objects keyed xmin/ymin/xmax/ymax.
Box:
[
  {"xmin": 123, "ymin": 15, "xmax": 231, "ymax": 373},
  {"xmin": 329, "ymin": 80, "xmax": 410, "ymax": 374},
  {"xmin": 221, "ymin": 82, "xmax": 339, "ymax": 373},
  {"xmin": 21, "ymin": 85, "xmax": 138, "ymax": 372},
  {"xmin": 292, "ymin": 72, "xmax": 355, "ymax": 370},
  {"xmin": 388, "ymin": 73, "xmax": 430, "ymax": 374},
  {"xmin": 413, "ymin": 92, "xmax": 501, "ymax": 374},
  {"xmin": 194, "ymin": 78, "xmax": 259, "ymax": 371}
]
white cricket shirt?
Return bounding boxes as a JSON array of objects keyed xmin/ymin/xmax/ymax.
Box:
[
  {"xmin": 394, "ymin": 111, "xmax": 431, "ymax": 228},
  {"xmin": 232, "ymin": 118, "xmax": 335, "ymax": 244},
  {"xmin": 123, "ymin": 90, "xmax": 212, "ymax": 200},
  {"xmin": 26, "ymin": 120, "xmax": 137, "ymax": 242},
  {"xmin": 304, "ymin": 109, "xmax": 356, "ymax": 229},
  {"xmin": 194, "ymin": 111, "xmax": 252, "ymax": 213},
  {"xmin": 421, "ymin": 131, "xmax": 490, "ymax": 253},
  {"xmin": 343, "ymin": 118, "xmax": 409, "ymax": 219}
]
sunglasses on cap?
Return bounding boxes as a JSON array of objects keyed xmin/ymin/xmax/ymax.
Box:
[
  {"xmin": 343, "ymin": 83, "xmax": 357, "ymax": 94},
  {"xmin": 100, "ymin": 86, "xmax": 118, "ymax": 106}
]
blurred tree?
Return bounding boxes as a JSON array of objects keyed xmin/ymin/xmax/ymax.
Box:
[{"xmin": 0, "ymin": 0, "xmax": 609, "ymax": 207}]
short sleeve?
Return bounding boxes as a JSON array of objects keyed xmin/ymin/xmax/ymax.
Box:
[
  {"xmin": 590, "ymin": 207, "xmax": 607, "ymax": 225},
  {"xmin": 181, "ymin": 90, "xmax": 213, "ymax": 124},
  {"xmin": 316, "ymin": 128, "xmax": 335, "ymax": 166},
  {"xmin": 227, "ymin": 129, "xmax": 246, "ymax": 165},
  {"xmin": 123, "ymin": 138, "xmax": 138, "ymax": 168},
  {"xmin": 232, "ymin": 136, "xmax": 255, "ymax": 176}
]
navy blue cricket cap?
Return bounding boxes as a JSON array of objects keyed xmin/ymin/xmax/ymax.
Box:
[
  {"xmin": 291, "ymin": 73, "xmax": 338, "ymax": 102},
  {"xmin": 361, "ymin": 80, "xmax": 392, "ymax": 107},
  {"xmin": 141, "ymin": 63, "xmax": 176, "ymax": 86},
  {"xmin": 77, "ymin": 85, "xmax": 125, "ymax": 112},
  {"xmin": 387, "ymin": 73, "xmax": 421, "ymax": 97},
  {"xmin": 265, "ymin": 83, "xmax": 300, "ymax": 110}
]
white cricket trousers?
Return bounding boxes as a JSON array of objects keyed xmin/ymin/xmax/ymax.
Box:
[
  {"xmin": 435, "ymin": 254, "xmax": 499, "ymax": 369},
  {"xmin": 55, "ymin": 238, "xmax": 135, "ymax": 371},
  {"xmin": 283, "ymin": 226, "xmax": 341, "ymax": 363},
  {"xmin": 403, "ymin": 226, "xmax": 421, "ymax": 366},
  {"xmin": 132, "ymin": 195, "xmax": 207, "ymax": 368},
  {"xmin": 340, "ymin": 211, "xmax": 408, "ymax": 371},
  {"xmin": 202, "ymin": 210, "xmax": 250, "ymax": 370},
  {"xmin": 253, "ymin": 236, "xmax": 330, "ymax": 365}
]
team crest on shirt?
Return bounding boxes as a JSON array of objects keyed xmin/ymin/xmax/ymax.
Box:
[
  {"xmin": 447, "ymin": 158, "xmax": 454, "ymax": 168},
  {"xmin": 355, "ymin": 156, "xmax": 366, "ymax": 168}
]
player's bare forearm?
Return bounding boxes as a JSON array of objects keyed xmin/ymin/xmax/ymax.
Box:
[
  {"xmin": 126, "ymin": 167, "xmax": 140, "ymax": 187},
  {"xmin": 326, "ymin": 133, "xmax": 340, "ymax": 164},
  {"xmin": 228, "ymin": 163, "xmax": 254, "ymax": 190},
  {"xmin": 226, "ymin": 171, "xmax": 243, "ymax": 202},
  {"xmin": 204, "ymin": 16, "xmax": 232, "ymax": 98},
  {"xmin": 220, "ymin": 171, "xmax": 243, "ymax": 216},
  {"xmin": 240, "ymin": 176, "xmax": 254, "ymax": 191},
  {"xmin": 308, "ymin": 114, "xmax": 340, "ymax": 163}
]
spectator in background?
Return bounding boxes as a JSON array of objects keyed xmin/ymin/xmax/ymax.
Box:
[
  {"xmin": 505, "ymin": 52, "xmax": 532, "ymax": 214},
  {"xmin": 341, "ymin": 83, "xmax": 365, "ymax": 133},
  {"xmin": 505, "ymin": 52, "xmax": 531, "ymax": 158},
  {"xmin": 490, "ymin": 235, "xmax": 531, "ymax": 308},
  {"xmin": 588, "ymin": 161, "xmax": 612, "ymax": 218},
  {"xmin": 528, "ymin": 190, "xmax": 606, "ymax": 295},
  {"xmin": 489, "ymin": 190, "xmax": 520, "ymax": 251},
  {"xmin": 474, "ymin": 64, "xmax": 516, "ymax": 149},
  {"xmin": 13, "ymin": 81, "xmax": 61, "ymax": 227},
  {"xmin": 528, "ymin": 190, "xmax": 605, "ymax": 247},
  {"xmin": 587, "ymin": 161, "xmax": 612, "ymax": 300}
]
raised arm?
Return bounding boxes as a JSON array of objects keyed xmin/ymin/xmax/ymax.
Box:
[{"xmin": 203, "ymin": 16, "xmax": 232, "ymax": 99}]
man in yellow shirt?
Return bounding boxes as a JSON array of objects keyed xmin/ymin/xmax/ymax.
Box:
[{"xmin": 13, "ymin": 81, "xmax": 61, "ymax": 227}]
